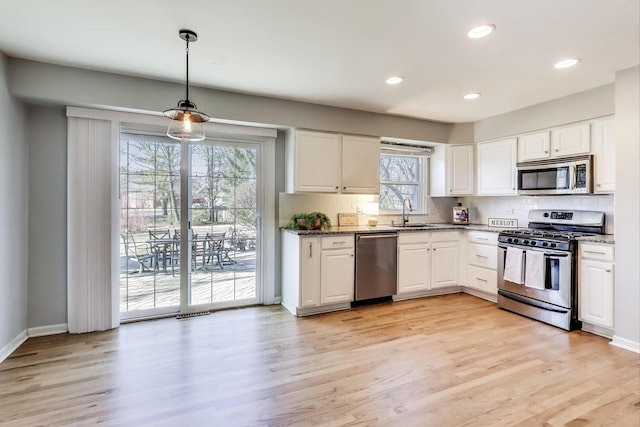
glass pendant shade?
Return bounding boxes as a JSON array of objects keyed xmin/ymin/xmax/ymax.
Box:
[
  {"xmin": 164, "ymin": 100, "xmax": 210, "ymax": 141},
  {"xmin": 164, "ymin": 29, "xmax": 210, "ymax": 142}
]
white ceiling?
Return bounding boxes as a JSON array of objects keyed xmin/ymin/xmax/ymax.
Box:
[{"xmin": 0, "ymin": 0, "xmax": 638, "ymax": 123}]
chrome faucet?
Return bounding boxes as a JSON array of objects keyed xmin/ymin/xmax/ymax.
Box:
[{"xmin": 402, "ymin": 198, "xmax": 413, "ymax": 225}]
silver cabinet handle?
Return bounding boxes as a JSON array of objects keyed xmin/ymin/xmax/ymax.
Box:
[
  {"xmin": 585, "ymin": 250, "xmax": 606, "ymax": 255},
  {"xmin": 308, "ymin": 242, "xmax": 312, "ymax": 258},
  {"xmin": 605, "ymin": 269, "xmax": 612, "ymax": 273},
  {"xmin": 476, "ymin": 277, "xmax": 488, "ymax": 282},
  {"xmin": 476, "ymin": 254, "xmax": 488, "ymax": 258},
  {"xmin": 477, "ymin": 237, "xmax": 489, "ymax": 241},
  {"xmin": 332, "ymin": 241, "xmax": 346, "ymax": 245}
]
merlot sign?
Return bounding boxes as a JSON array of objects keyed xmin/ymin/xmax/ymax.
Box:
[{"xmin": 488, "ymin": 218, "xmax": 518, "ymax": 228}]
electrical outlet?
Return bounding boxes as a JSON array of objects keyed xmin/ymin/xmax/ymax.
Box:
[{"xmin": 356, "ymin": 205, "xmax": 363, "ymax": 214}]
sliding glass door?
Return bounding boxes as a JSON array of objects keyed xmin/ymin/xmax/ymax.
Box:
[
  {"xmin": 119, "ymin": 128, "xmax": 261, "ymax": 319},
  {"xmin": 187, "ymin": 142, "xmax": 260, "ymax": 309}
]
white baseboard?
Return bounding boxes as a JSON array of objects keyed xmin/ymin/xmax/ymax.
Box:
[
  {"xmin": 273, "ymin": 296, "xmax": 282, "ymax": 304},
  {"xmin": 462, "ymin": 287, "xmax": 498, "ymax": 303},
  {"xmin": 610, "ymin": 335, "xmax": 640, "ymax": 354},
  {"xmin": 0, "ymin": 330, "xmax": 28, "ymax": 364},
  {"xmin": 581, "ymin": 322, "xmax": 614, "ymax": 339},
  {"xmin": 27, "ymin": 323, "xmax": 68, "ymax": 338}
]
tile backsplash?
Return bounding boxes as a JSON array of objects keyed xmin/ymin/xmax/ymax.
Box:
[
  {"xmin": 279, "ymin": 193, "xmax": 459, "ymax": 227},
  {"xmin": 279, "ymin": 193, "xmax": 615, "ymax": 234},
  {"xmin": 458, "ymin": 194, "xmax": 615, "ymax": 234}
]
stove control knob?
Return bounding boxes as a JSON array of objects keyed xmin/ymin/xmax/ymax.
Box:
[
  {"xmin": 542, "ymin": 242, "xmax": 548, "ymax": 247},
  {"xmin": 507, "ymin": 238, "xmax": 512, "ymax": 243},
  {"xmin": 523, "ymin": 239, "xmax": 529, "ymax": 245},
  {"xmin": 513, "ymin": 239, "xmax": 519, "ymax": 244},
  {"xmin": 530, "ymin": 241, "xmax": 537, "ymax": 246},
  {"xmin": 550, "ymin": 243, "xmax": 557, "ymax": 248}
]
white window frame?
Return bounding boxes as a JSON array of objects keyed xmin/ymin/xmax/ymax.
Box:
[{"xmin": 379, "ymin": 153, "xmax": 429, "ymax": 214}]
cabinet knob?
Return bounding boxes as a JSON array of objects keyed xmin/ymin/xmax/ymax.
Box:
[
  {"xmin": 606, "ymin": 269, "xmax": 612, "ymax": 273},
  {"xmin": 433, "ymin": 248, "xmax": 437, "ymax": 251},
  {"xmin": 335, "ymin": 186, "xmax": 339, "ymax": 190},
  {"xmin": 343, "ymin": 186, "xmax": 346, "ymax": 190},
  {"xmin": 555, "ymin": 149, "xmax": 559, "ymax": 152},
  {"xmin": 597, "ymin": 184, "xmax": 601, "ymax": 187}
]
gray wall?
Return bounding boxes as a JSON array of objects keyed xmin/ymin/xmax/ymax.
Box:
[
  {"xmin": 614, "ymin": 66, "xmax": 640, "ymax": 346},
  {"xmin": 27, "ymin": 105, "xmax": 68, "ymax": 328},
  {"xmin": 8, "ymin": 58, "xmax": 453, "ymax": 143},
  {"xmin": 0, "ymin": 53, "xmax": 28, "ymax": 350},
  {"xmin": 474, "ymin": 84, "xmax": 615, "ymax": 141}
]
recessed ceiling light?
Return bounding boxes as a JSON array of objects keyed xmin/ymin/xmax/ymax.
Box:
[
  {"xmin": 467, "ymin": 24, "xmax": 495, "ymax": 39},
  {"xmin": 554, "ymin": 58, "xmax": 581, "ymax": 69},
  {"xmin": 386, "ymin": 76, "xmax": 404, "ymax": 85},
  {"xmin": 464, "ymin": 93, "xmax": 481, "ymax": 100}
]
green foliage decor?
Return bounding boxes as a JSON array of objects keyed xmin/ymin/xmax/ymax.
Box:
[{"xmin": 286, "ymin": 212, "xmax": 332, "ymax": 230}]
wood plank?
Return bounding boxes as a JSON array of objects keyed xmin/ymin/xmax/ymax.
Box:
[{"xmin": 0, "ymin": 294, "xmax": 638, "ymax": 425}]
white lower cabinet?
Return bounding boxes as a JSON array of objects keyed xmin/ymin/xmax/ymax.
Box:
[
  {"xmin": 282, "ymin": 232, "xmax": 354, "ymax": 316},
  {"xmin": 431, "ymin": 238, "xmax": 459, "ymax": 288},
  {"xmin": 579, "ymin": 242, "xmax": 615, "ymax": 331},
  {"xmin": 465, "ymin": 231, "xmax": 498, "ymax": 298},
  {"xmin": 397, "ymin": 233, "xmax": 430, "ymax": 293},
  {"xmin": 320, "ymin": 246, "xmax": 355, "ymax": 304},
  {"xmin": 397, "ymin": 231, "xmax": 459, "ymax": 295}
]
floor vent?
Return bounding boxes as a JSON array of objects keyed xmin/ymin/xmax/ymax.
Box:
[{"xmin": 176, "ymin": 311, "xmax": 210, "ymax": 319}]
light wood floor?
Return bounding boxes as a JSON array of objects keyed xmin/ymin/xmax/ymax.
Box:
[{"xmin": 1, "ymin": 294, "xmax": 638, "ymax": 426}]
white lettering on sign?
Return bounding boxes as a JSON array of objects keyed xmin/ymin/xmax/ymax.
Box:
[{"xmin": 488, "ymin": 218, "xmax": 518, "ymax": 228}]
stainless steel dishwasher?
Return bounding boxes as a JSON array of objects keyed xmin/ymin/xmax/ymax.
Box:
[{"xmin": 354, "ymin": 233, "xmax": 398, "ymax": 301}]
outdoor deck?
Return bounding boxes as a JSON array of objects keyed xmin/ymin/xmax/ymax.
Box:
[{"xmin": 120, "ymin": 250, "xmax": 256, "ymax": 312}]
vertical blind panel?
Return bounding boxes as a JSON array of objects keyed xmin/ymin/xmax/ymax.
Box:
[{"xmin": 67, "ymin": 117, "xmax": 118, "ymax": 333}]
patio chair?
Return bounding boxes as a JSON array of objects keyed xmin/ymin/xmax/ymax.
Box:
[
  {"xmin": 148, "ymin": 229, "xmax": 171, "ymax": 272},
  {"xmin": 121, "ymin": 233, "xmax": 155, "ymax": 275},
  {"xmin": 204, "ymin": 232, "xmax": 226, "ymax": 269}
]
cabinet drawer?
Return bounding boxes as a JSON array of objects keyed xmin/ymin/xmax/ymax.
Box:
[
  {"xmin": 580, "ymin": 243, "xmax": 614, "ymax": 261},
  {"xmin": 467, "ymin": 265, "xmax": 497, "ymax": 294},
  {"xmin": 431, "ymin": 230, "xmax": 459, "ymax": 242},
  {"xmin": 398, "ymin": 232, "xmax": 429, "ymax": 244},
  {"xmin": 468, "ymin": 243, "xmax": 497, "ymax": 269},
  {"xmin": 468, "ymin": 230, "xmax": 498, "ymax": 245},
  {"xmin": 321, "ymin": 235, "xmax": 354, "ymax": 249}
]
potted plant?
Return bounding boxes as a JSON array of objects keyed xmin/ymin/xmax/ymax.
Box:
[{"xmin": 286, "ymin": 212, "xmax": 332, "ymax": 230}]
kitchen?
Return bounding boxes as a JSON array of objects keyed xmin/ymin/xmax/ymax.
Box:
[{"xmin": 0, "ymin": 1, "xmax": 638, "ymax": 424}]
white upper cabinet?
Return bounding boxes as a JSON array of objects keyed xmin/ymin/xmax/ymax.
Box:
[
  {"xmin": 341, "ymin": 134, "xmax": 380, "ymax": 194},
  {"xmin": 518, "ymin": 123, "xmax": 590, "ymax": 162},
  {"xmin": 431, "ymin": 144, "xmax": 474, "ymax": 196},
  {"xmin": 551, "ymin": 122, "xmax": 591, "ymax": 157},
  {"xmin": 477, "ymin": 138, "xmax": 517, "ymax": 196},
  {"xmin": 591, "ymin": 116, "xmax": 615, "ymax": 193},
  {"xmin": 518, "ymin": 131, "xmax": 551, "ymax": 162},
  {"xmin": 285, "ymin": 129, "xmax": 379, "ymax": 194}
]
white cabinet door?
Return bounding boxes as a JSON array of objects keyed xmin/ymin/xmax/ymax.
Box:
[
  {"xmin": 287, "ymin": 130, "xmax": 341, "ymax": 193},
  {"xmin": 341, "ymin": 135, "xmax": 380, "ymax": 194},
  {"xmin": 299, "ymin": 237, "xmax": 321, "ymax": 307},
  {"xmin": 320, "ymin": 248, "xmax": 354, "ymax": 304},
  {"xmin": 580, "ymin": 259, "xmax": 614, "ymax": 328},
  {"xmin": 518, "ymin": 131, "xmax": 551, "ymax": 162},
  {"xmin": 397, "ymin": 243, "xmax": 430, "ymax": 293},
  {"xmin": 591, "ymin": 117, "xmax": 615, "ymax": 193},
  {"xmin": 448, "ymin": 144, "xmax": 474, "ymax": 195},
  {"xmin": 477, "ymin": 138, "xmax": 517, "ymax": 196},
  {"xmin": 431, "ymin": 241, "xmax": 458, "ymax": 288},
  {"xmin": 551, "ymin": 123, "xmax": 590, "ymax": 157}
]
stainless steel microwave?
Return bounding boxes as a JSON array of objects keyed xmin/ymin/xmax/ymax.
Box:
[{"xmin": 517, "ymin": 155, "xmax": 593, "ymax": 195}]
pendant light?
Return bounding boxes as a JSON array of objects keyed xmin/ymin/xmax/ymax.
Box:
[{"xmin": 163, "ymin": 29, "xmax": 210, "ymax": 142}]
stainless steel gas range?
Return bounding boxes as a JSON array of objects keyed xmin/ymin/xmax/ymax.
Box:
[{"xmin": 497, "ymin": 209, "xmax": 605, "ymax": 330}]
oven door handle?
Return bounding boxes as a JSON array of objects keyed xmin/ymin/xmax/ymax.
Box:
[{"xmin": 498, "ymin": 244, "xmax": 570, "ymax": 257}]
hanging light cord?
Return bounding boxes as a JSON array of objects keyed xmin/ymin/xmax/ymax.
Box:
[{"xmin": 185, "ymin": 35, "xmax": 191, "ymax": 104}]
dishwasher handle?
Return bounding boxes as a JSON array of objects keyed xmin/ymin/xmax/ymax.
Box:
[{"xmin": 357, "ymin": 233, "xmax": 398, "ymax": 240}]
